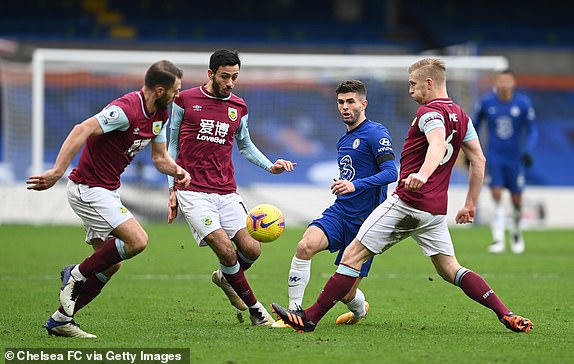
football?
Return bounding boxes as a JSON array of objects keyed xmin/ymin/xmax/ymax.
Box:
[{"xmin": 246, "ymin": 204, "xmax": 285, "ymax": 243}]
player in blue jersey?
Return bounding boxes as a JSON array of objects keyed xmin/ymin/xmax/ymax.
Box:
[
  {"xmin": 474, "ymin": 70, "xmax": 538, "ymax": 254},
  {"xmin": 272, "ymin": 80, "xmax": 397, "ymax": 328}
]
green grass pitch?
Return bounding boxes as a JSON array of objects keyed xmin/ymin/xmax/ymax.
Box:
[{"xmin": 1, "ymin": 224, "xmax": 573, "ymax": 363}]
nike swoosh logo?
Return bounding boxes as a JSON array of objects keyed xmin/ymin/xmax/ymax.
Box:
[
  {"xmin": 288, "ymin": 285, "xmax": 297, "ymax": 288},
  {"xmin": 260, "ymin": 218, "xmax": 280, "ymax": 228}
]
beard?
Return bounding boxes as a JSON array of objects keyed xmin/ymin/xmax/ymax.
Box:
[
  {"xmin": 155, "ymin": 94, "xmax": 171, "ymax": 111},
  {"xmin": 212, "ymin": 81, "xmax": 230, "ymax": 98}
]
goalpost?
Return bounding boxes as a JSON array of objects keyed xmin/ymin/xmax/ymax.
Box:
[{"xmin": 0, "ymin": 48, "xmax": 507, "ymax": 223}]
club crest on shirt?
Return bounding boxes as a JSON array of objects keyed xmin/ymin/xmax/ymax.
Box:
[
  {"xmin": 352, "ymin": 138, "xmax": 361, "ymax": 149},
  {"xmin": 228, "ymin": 107, "xmax": 238, "ymax": 121},
  {"xmin": 152, "ymin": 121, "xmax": 162, "ymax": 135}
]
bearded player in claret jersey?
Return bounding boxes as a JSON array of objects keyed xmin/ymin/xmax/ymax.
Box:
[
  {"xmin": 27, "ymin": 60, "xmax": 191, "ymax": 338},
  {"xmin": 167, "ymin": 49, "xmax": 295, "ymax": 326},
  {"xmin": 272, "ymin": 58, "xmax": 533, "ymax": 334}
]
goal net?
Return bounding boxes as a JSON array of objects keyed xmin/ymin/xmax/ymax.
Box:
[{"xmin": 0, "ymin": 49, "xmax": 507, "ymax": 223}]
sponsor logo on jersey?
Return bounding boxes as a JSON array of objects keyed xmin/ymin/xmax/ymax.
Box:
[
  {"xmin": 378, "ymin": 137, "xmax": 393, "ymax": 153},
  {"xmin": 152, "ymin": 121, "xmax": 162, "ymax": 135},
  {"xmin": 228, "ymin": 107, "xmax": 238, "ymax": 121}
]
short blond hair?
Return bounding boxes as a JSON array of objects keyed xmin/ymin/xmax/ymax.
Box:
[{"xmin": 408, "ymin": 58, "xmax": 446, "ymax": 85}]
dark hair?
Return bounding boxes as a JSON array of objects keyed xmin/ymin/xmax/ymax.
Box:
[
  {"xmin": 497, "ymin": 69, "xmax": 514, "ymax": 77},
  {"xmin": 144, "ymin": 60, "xmax": 183, "ymax": 88},
  {"xmin": 336, "ymin": 80, "xmax": 366, "ymax": 98},
  {"xmin": 209, "ymin": 49, "xmax": 241, "ymax": 72}
]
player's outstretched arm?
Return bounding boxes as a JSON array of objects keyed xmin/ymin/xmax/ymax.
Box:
[{"xmin": 27, "ymin": 117, "xmax": 102, "ymax": 191}]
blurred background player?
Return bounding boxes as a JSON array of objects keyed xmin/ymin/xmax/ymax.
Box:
[
  {"xmin": 474, "ymin": 69, "xmax": 538, "ymax": 254},
  {"xmin": 27, "ymin": 60, "xmax": 191, "ymax": 338},
  {"xmin": 272, "ymin": 80, "xmax": 397, "ymax": 328},
  {"xmin": 272, "ymin": 58, "xmax": 533, "ymax": 334},
  {"xmin": 167, "ymin": 49, "xmax": 295, "ymax": 326}
]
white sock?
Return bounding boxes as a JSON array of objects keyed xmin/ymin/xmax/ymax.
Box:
[
  {"xmin": 71, "ymin": 265, "xmax": 87, "ymax": 282},
  {"xmin": 52, "ymin": 310, "xmax": 72, "ymax": 323},
  {"xmin": 288, "ymin": 256, "xmax": 311, "ymax": 310},
  {"xmin": 491, "ymin": 201, "xmax": 505, "ymax": 244},
  {"xmin": 512, "ymin": 206, "xmax": 522, "ymax": 235},
  {"xmin": 345, "ymin": 288, "xmax": 366, "ymax": 319}
]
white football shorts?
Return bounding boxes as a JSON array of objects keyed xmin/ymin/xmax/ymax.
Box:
[
  {"xmin": 175, "ymin": 190, "xmax": 248, "ymax": 246},
  {"xmin": 357, "ymin": 194, "xmax": 455, "ymax": 257},
  {"xmin": 66, "ymin": 179, "xmax": 134, "ymax": 243}
]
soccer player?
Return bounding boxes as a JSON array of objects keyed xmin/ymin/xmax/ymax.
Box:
[
  {"xmin": 474, "ymin": 70, "xmax": 538, "ymax": 254},
  {"xmin": 272, "ymin": 80, "xmax": 397, "ymax": 329},
  {"xmin": 167, "ymin": 49, "xmax": 295, "ymax": 326},
  {"xmin": 27, "ymin": 60, "xmax": 192, "ymax": 338},
  {"xmin": 272, "ymin": 58, "xmax": 533, "ymax": 334}
]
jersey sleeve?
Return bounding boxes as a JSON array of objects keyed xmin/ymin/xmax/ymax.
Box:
[
  {"xmin": 523, "ymin": 97, "xmax": 538, "ymax": 154},
  {"xmin": 235, "ymin": 114, "xmax": 274, "ymax": 171},
  {"xmin": 463, "ymin": 118, "xmax": 479, "ymax": 142},
  {"xmin": 418, "ymin": 111, "xmax": 445, "ymax": 134},
  {"xmin": 95, "ymin": 105, "xmax": 130, "ymax": 133},
  {"xmin": 166, "ymin": 103, "xmax": 184, "ymax": 188},
  {"xmin": 153, "ymin": 122, "xmax": 168, "ymax": 143},
  {"xmin": 352, "ymin": 126, "xmax": 398, "ymax": 191}
]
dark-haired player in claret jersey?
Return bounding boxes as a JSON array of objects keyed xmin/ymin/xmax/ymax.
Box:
[
  {"xmin": 167, "ymin": 49, "xmax": 295, "ymax": 326},
  {"xmin": 272, "ymin": 58, "xmax": 533, "ymax": 334},
  {"xmin": 27, "ymin": 60, "xmax": 191, "ymax": 338}
]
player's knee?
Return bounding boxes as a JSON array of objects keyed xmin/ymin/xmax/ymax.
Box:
[
  {"xmin": 243, "ymin": 241, "xmax": 261, "ymax": 260},
  {"xmin": 124, "ymin": 231, "xmax": 148, "ymax": 257},
  {"xmin": 295, "ymin": 239, "xmax": 319, "ymax": 260}
]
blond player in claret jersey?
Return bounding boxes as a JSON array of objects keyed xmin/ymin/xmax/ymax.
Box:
[{"xmin": 167, "ymin": 49, "xmax": 295, "ymax": 326}]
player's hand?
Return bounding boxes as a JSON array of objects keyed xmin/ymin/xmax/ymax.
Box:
[
  {"xmin": 331, "ymin": 178, "xmax": 355, "ymax": 196},
  {"xmin": 26, "ymin": 169, "xmax": 63, "ymax": 191},
  {"xmin": 401, "ymin": 173, "xmax": 427, "ymax": 191},
  {"xmin": 174, "ymin": 166, "xmax": 191, "ymax": 188},
  {"xmin": 167, "ymin": 189, "xmax": 178, "ymax": 224},
  {"xmin": 522, "ymin": 153, "xmax": 533, "ymax": 167},
  {"xmin": 269, "ymin": 159, "xmax": 296, "ymax": 174},
  {"xmin": 455, "ymin": 205, "xmax": 476, "ymax": 224}
]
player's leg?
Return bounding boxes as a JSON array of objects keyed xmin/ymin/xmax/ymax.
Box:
[
  {"xmin": 272, "ymin": 195, "xmax": 402, "ymax": 332},
  {"xmin": 59, "ymin": 182, "xmax": 141, "ymax": 316},
  {"xmin": 489, "ymin": 186, "xmax": 506, "ymax": 253},
  {"xmin": 420, "ymin": 218, "xmax": 532, "ymax": 333},
  {"xmin": 271, "ymin": 225, "xmax": 328, "ymax": 328},
  {"xmin": 487, "ymin": 160, "xmax": 506, "ymax": 253},
  {"xmin": 228, "ymin": 196, "xmax": 261, "ymax": 271},
  {"xmin": 336, "ymin": 279, "xmax": 370, "ymax": 325},
  {"xmin": 205, "ymin": 228, "xmax": 274, "ymax": 326},
  {"xmin": 336, "ymin": 219, "xmax": 370, "ymax": 324},
  {"xmin": 288, "ymin": 225, "xmax": 329, "ymax": 308},
  {"xmin": 508, "ymin": 171, "xmax": 526, "ymax": 254}
]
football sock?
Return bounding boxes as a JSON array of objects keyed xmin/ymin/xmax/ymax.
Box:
[
  {"xmin": 221, "ymin": 262, "xmax": 257, "ymax": 307},
  {"xmin": 288, "ymin": 256, "xmax": 311, "ymax": 309},
  {"xmin": 512, "ymin": 206, "xmax": 522, "ymax": 235},
  {"xmin": 454, "ymin": 268, "xmax": 510, "ymax": 319},
  {"xmin": 346, "ymin": 288, "xmax": 366, "ymax": 319},
  {"xmin": 236, "ymin": 249, "xmax": 254, "ymax": 271},
  {"xmin": 73, "ymin": 273, "xmax": 109, "ymax": 314},
  {"xmin": 78, "ymin": 237, "xmax": 125, "ymax": 278},
  {"xmin": 306, "ymin": 265, "xmax": 360, "ymax": 324},
  {"xmin": 52, "ymin": 309, "xmax": 72, "ymax": 322},
  {"xmin": 491, "ymin": 201, "xmax": 505, "ymax": 243}
]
